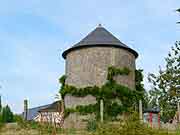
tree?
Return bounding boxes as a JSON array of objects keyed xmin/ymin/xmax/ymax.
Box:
[
  {"xmin": 1, "ymin": 105, "xmax": 14, "ymax": 123},
  {"xmin": 0, "ymin": 96, "xmax": 2, "ymax": 124},
  {"xmin": 135, "ymin": 69, "xmax": 149, "ymax": 109},
  {"xmin": 0, "ymin": 95, "xmax": 2, "ymax": 112},
  {"xmin": 148, "ymin": 41, "xmax": 180, "ymax": 122}
]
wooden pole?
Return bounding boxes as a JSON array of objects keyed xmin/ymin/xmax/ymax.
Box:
[
  {"xmin": 139, "ymin": 100, "xmax": 143, "ymax": 122},
  {"xmin": 100, "ymin": 99, "xmax": 104, "ymax": 123}
]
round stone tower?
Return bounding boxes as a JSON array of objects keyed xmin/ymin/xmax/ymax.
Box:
[
  {"xmin": 62, "ymin": 24, "xmax": 138, "ymax": 89},
  {"xmin": 62, "ymin": 24, "xmax": 138, "ymax": 128}
]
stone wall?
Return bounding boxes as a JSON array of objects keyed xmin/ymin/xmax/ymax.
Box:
[
  {"xmin": 64, "ymin": 94, "xmax": 97, "ymax": 109},
  {"xmin": 63, "ymin": 46, "xmax": 136, "ymax": 128},
  {"xmin": 65, "ymin": 46, "xmax": 136, "ymax": 89},
  {"xmin": 63, "ymin": 113, "xmax": 95, "ymax": 129}
]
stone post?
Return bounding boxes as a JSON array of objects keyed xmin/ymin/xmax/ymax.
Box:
[
  {"xmin": 24, "ymin": 99, "xmax": 28, "ymax": 120},
  {"xmin": 100, "ymin": 99, "xmax": 104, "ymax": 123},
  {"xmin": 139, "ymin": 100, "xmax": 143, "ymax": 122},
  {"xmin": 178, "ymin": 102, "xmax": 180, "ymax": 122}
]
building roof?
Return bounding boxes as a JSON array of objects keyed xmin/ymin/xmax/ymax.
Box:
[
  {"xmin": 62, "ymin": 24, "xmax": 138, "ymax": 59},
  {"xmin": 143, "ymin": 107, "xmax": 160, "ymax": 114},
  {"xmin": 22, "ymin": 104, "xmax": 50, "ymax": 120},
  {"xmin": 22, "ymin": 101, "xmax": 61, "ymax": 121},
  {"xmin": 38, "ymin": 101, "xmax": 61, "ymax": 112}
]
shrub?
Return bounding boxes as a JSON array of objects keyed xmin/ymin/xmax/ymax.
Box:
[
  {"xmin": 87, "ymin": 119, "xmax": 97, "ymax": 132},
  {"xmin": 16, "ymin": 118, "xmax": 62, "ymax": 134},
  {"xmin": 90, "ymin": 113, "xmax": 174, "ymax": 135},
  {"xmin": 13, "ymin": 114, "xmax": 23, "ymax": 123}
]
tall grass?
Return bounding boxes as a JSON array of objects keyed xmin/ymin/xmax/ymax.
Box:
[
  {"xmin": 3, "ymin": 113, "xmax": 179, "ymax": 135},
  {"xmin": 0, "ymin": 122, "xmax": 4, "ymax": 131},
  {"xmin": 89, "ymin": 113, "xmax": 176, "ymax": 135}
]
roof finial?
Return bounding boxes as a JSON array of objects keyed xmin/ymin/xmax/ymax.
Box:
[{"xmin": 98, "ymin": 23, "xmax": 102, "ymax": 27}]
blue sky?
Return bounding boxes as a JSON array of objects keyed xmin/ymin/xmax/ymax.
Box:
[{"xmin": 0, "ymin": 0, "xmax": 180, "ymax": 113}]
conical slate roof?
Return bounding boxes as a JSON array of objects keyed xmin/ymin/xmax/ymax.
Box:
[{"xmin": 62, "ymin": 25, "xmax": 138, "ymax": 59}]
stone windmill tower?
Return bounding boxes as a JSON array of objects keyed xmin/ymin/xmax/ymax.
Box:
[{"xmin": 62, "ymin": 24, "xmax": 138, "ymax": 128}]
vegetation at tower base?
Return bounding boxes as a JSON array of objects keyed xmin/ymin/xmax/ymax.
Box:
[
  {"xmin": 0, "ymin": 114, "xmax": 177, "ymax": 134},
  {"xmin": 90, "ymin": 113, "xmax": 175, "ymax": 135},
  {"xmin": 148, "ymin": 41, "xmax": 180, "ymax": 122},
  {"xmin": 59, "ymin": 66, "xmax": 145, "ymax": 120}
]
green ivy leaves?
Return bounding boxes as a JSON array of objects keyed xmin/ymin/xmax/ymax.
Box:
[
  {"xmin": 59, "ymin": 66, "xmax": 144, "ymax": 120},
  {"xmin": 107, "ymin": 66, "xmax": 130, "ymax": 81}
]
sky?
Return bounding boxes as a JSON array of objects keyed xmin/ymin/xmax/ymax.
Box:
[{"xmin": 0, "ymin": 0, "xmax": 180, "ymax": 113}]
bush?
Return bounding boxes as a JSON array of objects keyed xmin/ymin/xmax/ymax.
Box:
[
  {"xmin": 13, "ymin": 114, "xmax": 23, "ymax": 123},
  {"xmin": 92, "ymin": 122, "xmax": 172, "ymax": 135},
  {"xmin": 86, "ymin": 119, "xmax": 97, "ymax": 132},
  {"xmin": 16, "ymin": 118, "xmax": 62, "ymax": 134},
  {"xmin": 90, "ymin": 113, "xmax": 174, "ymax": 135}
]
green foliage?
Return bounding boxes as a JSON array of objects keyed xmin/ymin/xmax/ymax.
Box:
[
  {"xmin": 135, "ymin": 69, "xmax": 144, "ymax": 92},
  {"xmin": 61, "ymin": 85, "xmax": 100, "ymax": 99},
  {"xmin": 0, "ymin": 97, "xmax": 14, "ymax": 124},
  {"xmin": 59, "ymin": 75, "xmax": 66, "ymax": 86},
  {"xmin": 59, "ymin": 66, "xmax": 145, "ymax": 120},
  {"xmin": 176, "ymin": 125, "xmax": 180, "ymax": 134},
  {"xmin": 16, "ymin": 118, "xmax": 62, "ymax": 134},
  {"xmin": 135, "ymin": 69, "xmax": 148, "ymax": 108},
  {"xmin": 16, "ymin": 116, "xmax": 37, "ymax": 129},
  {"xmin": 91, "ymin": 113, "xmax": 172, "ymax": 135},
  {"xmin": 59, "ymin": 75, "xmax": 67, "ymax": 91},
  {"xmin": 61, "ymin": 81, "xmax": 142, "ymax": 120},
  {"xmin": 61, "ymin": 81, "xmax": 142, "ymax": 100},
  {"xmin": 76, "ymin": 104, "xmax": 99, "ymax": 115},
  {"xmin": 0, "ymin": 122, "xmax": 4, "ymax": 130},
  {"xmin": 0, "ymin": 105, "xmax": 14, "ymax": 123},
  {"xmin": 0, "ymin": 96, "xmax": 2, "ymax": 113},
  {"xmin": 104, "ymin": 102, "xmax": 125, "ymax": 120},
  {"xmin": 86, "ymin": 119, "xmax": 97, "ymax": 132},
  {"xmin": 107, "ymin": 66, "xmax": 130, "ymax": 81},
  {"xmin": 148, "ymin": 41, "xmax": 180, "ymax": 122},
  {"xmin": 64, "ymin": 104, "xmax": 99, "ymax": 118},
  {"xmin": 13, "ymin": 114, "xmax": 25, "ymax": 126}
]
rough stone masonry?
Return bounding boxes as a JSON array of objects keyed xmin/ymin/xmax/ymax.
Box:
[{"xmin": 62, "ymin": 24, "xmax": 138, "ymax": 128}]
